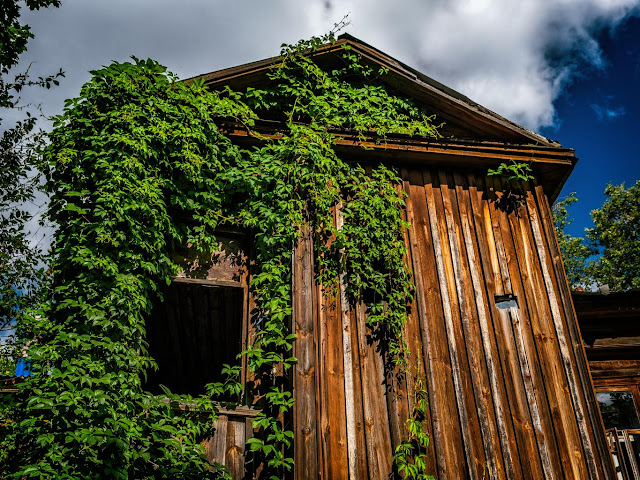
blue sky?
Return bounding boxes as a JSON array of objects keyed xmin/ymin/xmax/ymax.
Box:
[{"xmin": 541, "ymin": 15, "xmax": 640, "ymax": 238}]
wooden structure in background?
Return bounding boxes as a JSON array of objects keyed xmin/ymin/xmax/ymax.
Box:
[
  {"xmin": 575, "ymin": 291, "xmax": 640, "ymax": 479},
  {"xmin": 148, "ymin": 35, "xmax": 618, "ymax": 478}
]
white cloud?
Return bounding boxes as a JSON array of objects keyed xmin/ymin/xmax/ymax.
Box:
[
  {"xmin": 328, "ymin": 0, "xmax": 640, "ymax": 130},
  {"xmin": 14, "ymin": 0, "xmax": 640, "ymax": 131},
  {"xmin": 591, "ymin": 102, "xmax": 627, "ymax": 120}
]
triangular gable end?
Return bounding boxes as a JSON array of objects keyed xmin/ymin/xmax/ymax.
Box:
[{"xmin": 193, "ymin": 33, "xmax": 556, "ymax": 147}]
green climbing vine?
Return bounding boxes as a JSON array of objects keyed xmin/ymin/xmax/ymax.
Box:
[
  {"xmin": 487, "ymin": 159, "xmax": 534, "ymax": 189},
  {"xmin": 393, "ymin": 366, "xmax": 434, "ymax": 480},
  {"xmin": 487, "ymin": 159, "xmax": 535, "ymax": 212},
  {"xmin": 1, "ymin": 25, "xmax": 438, "ymax": 479}
]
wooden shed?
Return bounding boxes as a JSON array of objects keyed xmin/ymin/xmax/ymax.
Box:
[{"xmin": 148, "ymin": 35, "xmax": 616, "ymax": 479}]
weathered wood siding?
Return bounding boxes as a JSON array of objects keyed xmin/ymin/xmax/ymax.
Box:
[
  {"xmin": 204, "ymin": 408, "xmax": 258, "ymax": 479},
  {"xmin": 291, "ymin": 167, "xmax": 614, "ymax": 479}
]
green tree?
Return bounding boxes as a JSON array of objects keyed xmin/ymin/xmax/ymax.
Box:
[
  {"xmin": 0, "ymin": 0, "xmax": 60, "ymax": 72},
  {"xmin": 1, "ymin": 2, "xmax": 64, "ymax": 472},
  {"xmin": 552, "ymin": 192, "xmax": 593, "ymax": 289},
  {"xmin": 0, "ymin": 0, "xmax": 63, "ymax": 368},
  {"xmin": 587, "ymin": 180, "xmax": 640, "ymax": 291}
]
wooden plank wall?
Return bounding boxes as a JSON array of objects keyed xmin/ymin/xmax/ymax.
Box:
[
  {"xmin": 205, "ymin": 409, "xmax": 256, "ymax": 479},
  {"xmin": 290, "ymin": 167, "xmax": 615, "ymax": 479}
]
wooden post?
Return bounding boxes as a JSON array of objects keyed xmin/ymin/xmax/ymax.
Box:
[{"xmin": 293, "ymin": 221, "xmax": 320, "ymax": 480}]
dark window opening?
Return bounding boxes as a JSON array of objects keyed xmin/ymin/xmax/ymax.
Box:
[
  {"xmin": 145, "ymin": 233, "xmax": 248, "ymax": 397},
  {"xmin": 597, "ymin": 389, "xmax": 640, "ymax": 430},
  {"xmin": 145, "ymin": 281, "xmax": 244, "ymax": 397}
]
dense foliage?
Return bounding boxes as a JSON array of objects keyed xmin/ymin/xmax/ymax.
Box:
[
  {"xmin": 2, "ymin": 58, "xmax": 231, "ymax": 480},
  {"xmin": 0, "ymin": 0, "xmax": 63, "ymax": 373},
  {"xmin": 587, "ymin": 180, "xmax": 640, "ymax": 291},
  {"xmin": 1, "ymin": 29, "xmax": 438, "ymax": 479},
  {"xmin": 553, "ymin": 181, "xmax": 640, "ymax": 292}
]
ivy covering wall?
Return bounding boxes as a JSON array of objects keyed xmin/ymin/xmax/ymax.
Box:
[{"xmin": 1, "ymin": 32, "xmax": 438, "ymax": 479}]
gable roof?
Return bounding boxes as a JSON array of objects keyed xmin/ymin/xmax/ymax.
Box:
[
  {"xmin": 187, "ymin": 34, "xmax": 576, "ymax": 201},
  {"xmin": 193, "ymin": 33, "xmax": 557, "ymax": 147}
]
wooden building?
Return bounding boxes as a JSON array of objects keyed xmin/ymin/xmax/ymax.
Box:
[
  {"xmin": 574, "ymin": 291, "xmax": 640, "ymax": 479},
  {"xmin": 147, "ymin": 35, "xmax": 618, "ymax": 478}
]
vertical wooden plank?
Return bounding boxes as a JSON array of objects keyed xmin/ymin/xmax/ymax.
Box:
[
  {"xmin": 355, "ymin": 298, "xmax": 394, "ymax": 478},
  {"xmin": 317, "ymin": 279, "xmax": 349, "ymax": 479},
  {"xmin": 524, "ymin": 190, "xmax": 605, "ymax": 478},
  {"xmin": 313, "ymin": 277, "xmax": 325, "ymax": 480},
  {"xmin": 337, "ymin": 205, "xmax": 362, "ymax": 480},
  {"xmin": 534, "ymin": 185, "xmax": 616, "ymax": 479},
  {"xmin": 406, "ymin": 167, "xmax": 466, "ymax": 479},
  {"xmin": 204, "ymin": 418, "xmax": 218, "ymax": 466},
  {"xmin": 384, "ymin": 352, "xmax": 409, "ymax": 457},
  {"xmin": 486, "ymin": 175, "xmax": 563, "ymax": 479},
  {"xmin": 348, "ymin": 305, "xmax": 370, "ymax": 479},
  {"xmin": 215, "ymin": 415, "xmax": 229, "ymax": 468},
  {"xmin": 425, "ymin": 169, "xmax": 485, "ymax": 479},
  {"xmin": 293, "ymin": 221, "xmax": 320, "ymax": 480},
  {"xmin": 400, "ymin": 169, "xmax": 437, "ymax": 477},
  {"xmin": 454, "ymin": 172, "xmax": 521, "ymax": 480},
  {"xmin": 440, "ymin": 171, "xmax": 506, "ymax": 479},
  {"xmin": 468, "ymin": 174, "xmax": 545, "ymax": 480},
  {"xmin": 226, "ymin": 418, "xmax": 246, "ymax": 479}
]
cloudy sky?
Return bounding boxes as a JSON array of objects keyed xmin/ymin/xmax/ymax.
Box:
[{"xmin": 11, "ymin": 0, "xmax": 640, "ymax": 237}]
